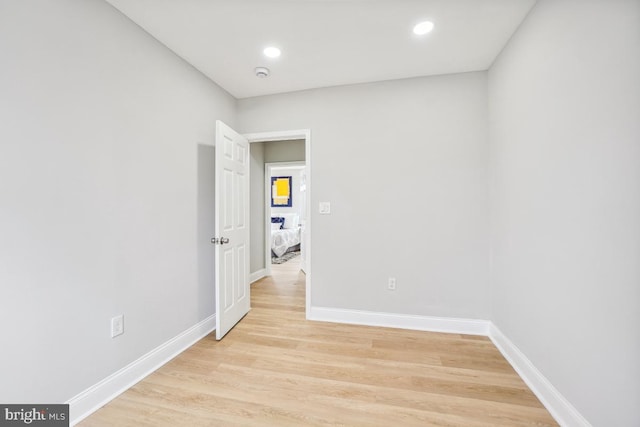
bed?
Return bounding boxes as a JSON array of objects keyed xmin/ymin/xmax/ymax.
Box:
[{"xmin": 271, "ymin": 214, "xmax": 301, "ymax": 258}]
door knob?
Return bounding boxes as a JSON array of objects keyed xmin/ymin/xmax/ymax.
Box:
[{"xmin": 211, "ymin": 237, "xmax": 230, "ymax": 245}]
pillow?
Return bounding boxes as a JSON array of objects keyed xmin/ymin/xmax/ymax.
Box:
[
  {"xmin": 270, "ymin": 223, "xmax": 282, "ymax": 231},
  {"xmin": 271, "ymin": 217, "xmax": 285, "ymax": 229},
  {"xmin": 281, "ymin": 213, "xmax": 299, "ymax": 229}
]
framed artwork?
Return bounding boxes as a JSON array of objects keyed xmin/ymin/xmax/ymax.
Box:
[{"xmin": 271, "ymin": 176, "xmax": 292, "ymax": 207}]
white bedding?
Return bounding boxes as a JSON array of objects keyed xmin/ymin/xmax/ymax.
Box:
[{"xmin": 271, "ymin": 228, "xmax": 301, "ymax": 257}]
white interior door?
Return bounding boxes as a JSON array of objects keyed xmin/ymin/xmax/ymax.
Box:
[{"xmin": 214, "ymin": 120, "xmax": 250, "ymax": 340}]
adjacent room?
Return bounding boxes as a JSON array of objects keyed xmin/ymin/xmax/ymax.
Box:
[
  {"xmin": 0, "ymin": 0, "xmax": 638, "ymax": 426},
  {"xmin": 268, "ymin": 166, "xmax": 305, "ymax": 264},
  {"xmin": 249, "ymin": 138, "xmax": 308, "ymax": 278}
]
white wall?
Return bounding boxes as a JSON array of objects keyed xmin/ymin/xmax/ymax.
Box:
[
  {"xmin": 264, "ymin": 139, "xmax": 306, "ymax": 163},
  {"xmin": 0, "ymin": 0, "xmax": 235, "ymax": 403},
  {"xmin": 488, "ymin": 0, "xmax": 640, "ymax": 425},
  {"xmin": 249, "ymin": 143, "xmax": 266, "ymax": 273},
  {"xmin": 239, "ymin": 73, "xmax": 491, "ymax": 319}
]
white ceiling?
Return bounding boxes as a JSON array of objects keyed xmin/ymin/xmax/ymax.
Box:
[{"xmin": 105, "ymin": 0, "xmax": 536, "ymax": 99}]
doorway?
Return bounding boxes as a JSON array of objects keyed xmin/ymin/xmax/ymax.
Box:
[
  {"xmin": 245, "ymin": 129, "xmax": 311, "ymax": 316},
  {"xmin": 266, "ymin": 162, "xmax": 306, "ymax": 273}
]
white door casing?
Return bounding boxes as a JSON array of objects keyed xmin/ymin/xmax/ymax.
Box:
[
  {"xmin": 214, "ymin": 120, "xmax": 250, "ymax": 340},
  {"xmin": 244, "ymin": 129, "xmax": 311, "ymax": 316},
  {"xmin": 299, "ymin": 167, "xmax": 308, "ymax": 273}
]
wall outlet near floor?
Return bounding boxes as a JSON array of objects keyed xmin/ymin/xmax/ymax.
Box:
[
  {"xmin": 388, "ymin": 277, "xmax": 396, "ymax": 291},
  {"xmin": 111, "ymin": 314, "xmax": 124, "ymax": 338}
]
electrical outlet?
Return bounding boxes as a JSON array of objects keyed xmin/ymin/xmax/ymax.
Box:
[
  {"xmin": 111, "ymin": 314, "xmax": 124, "ymax": 338},
  {"xmin": 319, "ymin": 202, "xmax": 331, "ymax": 214},
  {"xmin": 388, "ymin": 277, "xmax": 396, "ymax": 291}
]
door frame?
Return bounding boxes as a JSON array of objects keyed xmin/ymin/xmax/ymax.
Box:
[
  {"xmin": 265, "ymin": 161, "xmax": 306, "ymax": 277},
  {"xmin": 244, "ymin": 129, "xmax": 312, "ymax": 317}
]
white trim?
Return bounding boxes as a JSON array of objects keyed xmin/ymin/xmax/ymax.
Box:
[
  {"xmin": 244, "ymin": 129, "xmax": 309, "ymax": 143},
  {"xmin": 245, "ymin": 129, "xmax": 312, "ymax": 317},
  {"xmin": 304, "ymin": 131, "xmax": 311, "ymax": 316},
  {"xmin": 489, "ymin": 324, "xmax": 591, "ymax": 427},
  {"xmin": 67, "ymin": 315, "xmax": 216, "ymax": 426},
  {"xmin": 264, "ymin": 163, "xmax": 272, "ymax": 277},
  {"xmin": 308, "ymin": 306, "xmax": 490, "ymax": 336},
  {"xmin": 308, "ymin": 307, "xmax": 590, "ymax": 426},
  {"xmin": 250, "ymin": 268, "xmax": 267, "ymax": 284},
  {"xmin": 66, "ymin": 302, "xmax": 590, "ymax": 427}
]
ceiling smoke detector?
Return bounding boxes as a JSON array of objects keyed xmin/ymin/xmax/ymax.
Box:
[{"xmin": 255, "ymin": 67, "xmax": 270, "ymax": 78}]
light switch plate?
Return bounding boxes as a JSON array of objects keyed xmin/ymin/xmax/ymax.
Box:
[{"xmin": 319, "ymin": 202, "xmax": 331, "ymax": 214}]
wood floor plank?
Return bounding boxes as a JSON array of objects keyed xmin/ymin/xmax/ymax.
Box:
[{"xmin": 79, "ymin": 257, "xmax": 558, "ymax": 426}]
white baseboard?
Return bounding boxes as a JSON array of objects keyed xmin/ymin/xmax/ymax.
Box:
[
  {"xmin": 65, "ymin": 304, "xmax": 589, "ymax": 427},
  {"xmin": 308, "ymin": 306, "xmax": 490, "ymax": 336},
  {"xmin": 250, "ymin": 268, "xmax": 267, "ymax": 284},
  {"xmin": 489, "ymin": 324, "xmax": 591, "ymax": 427},
  {"xmin": 67, "ymin": 314, "xmax": 216, "ymax": 426},
  {"xmin": 309, "ymin": 306, "xmax": 590, "ymax": 426}
]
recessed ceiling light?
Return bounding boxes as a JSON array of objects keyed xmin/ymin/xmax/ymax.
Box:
[
  {"xmin": 263, "ymin": 47, "xmax": 281, "ymax": 58},
  {"xmin": 413, "ymin": 21, "xmax": 434, "ymax": 36}
]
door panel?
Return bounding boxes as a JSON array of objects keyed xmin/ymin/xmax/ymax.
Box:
[{"xmin": 215, "ymin": 121, "xmax": 250, "ymax": 340}]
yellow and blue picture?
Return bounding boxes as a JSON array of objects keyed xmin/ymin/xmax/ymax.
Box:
[{"xmin": 271, "ymin": 176, "xmax": 292, "ymax": 207}]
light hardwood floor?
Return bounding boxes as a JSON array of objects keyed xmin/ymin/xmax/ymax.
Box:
[{"xmin": 81, "ymin": 257, "xmax": 557, "ymax": 426}]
